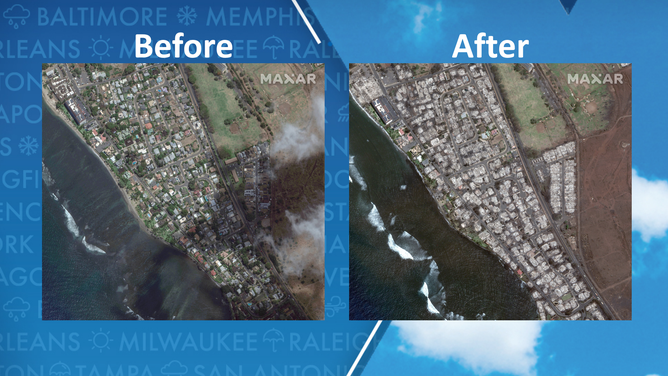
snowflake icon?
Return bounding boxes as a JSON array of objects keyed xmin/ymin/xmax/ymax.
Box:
[
  {"xmin": 177, "ymin": 6, "xmax": 196, "ymax": 26},
  {"xmin": 19, "ymin": 136, "xmax": 38, "ymax": 156}
]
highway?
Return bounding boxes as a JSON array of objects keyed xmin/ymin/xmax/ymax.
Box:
[{"xmin": 486, "ymin": 64, "xmax": 617, "ymax": 319}]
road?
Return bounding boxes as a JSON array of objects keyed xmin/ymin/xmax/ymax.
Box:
[
  {"xmin": 178, "ymin": 63, "xmax": 310, "ymax": 320},
  {"xmin": 365, "ymin": 63, "xmax": 611, "ymax": 319},
  {"xmin": 487, "ymin": 64, "xmax": 616, "ymax": 319},
  {"xmin": 531, "ymin": 64, "xmax": 619, "ymax": 319}
]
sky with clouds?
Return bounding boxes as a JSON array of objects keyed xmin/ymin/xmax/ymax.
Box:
[
  {"xmin": 306, "ymin": 0, "xmax": 668, "ymax": 373},
  {"xmin": 355, "ymin": 167, "xmax": 664, "ymax": 376}
]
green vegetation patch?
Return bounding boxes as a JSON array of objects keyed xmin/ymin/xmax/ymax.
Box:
[
  {"xmin": 493, "ymin": 64, "xmax": 569, "ymax": 153},
  {"xmin": 545, "ymin": 63, "xmax": 613, "ymax": 136},
  {"xmin": 187, "ymin": 64, "xmax": 264, "ymax": 157}
]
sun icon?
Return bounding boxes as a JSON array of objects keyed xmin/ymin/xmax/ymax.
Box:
[
  {"xmin": 89, "ymin": 36, "xmax": 113, "ymax": 60},
  {"xmin": 89, "ymin": 328, "xmax": 112, "ymax": 352}
]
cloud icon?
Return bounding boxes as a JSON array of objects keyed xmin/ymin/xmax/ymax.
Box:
[
  {"xmin": 3, "ymin": 4, "xmax": 29, "ymax": 29},
  {"xmin": 3, "ymin": 297, "xmax": 30, "ymax": 321},
  {"xmin": 3, "ymin": 297, "xmax": 30, "ymax": 311},
  {"xmin": 3, "ymin": 4, "xmax": 30, "ymax": 19},
  {"xmin": 161, "ymin": 361, "xmax": 188, "ymax": 376}
]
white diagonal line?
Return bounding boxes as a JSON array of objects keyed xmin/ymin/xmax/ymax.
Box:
[
  {"xmin": 292, "ymin": 0, "xmax": 321, "ymax": 44},
  {"xmin": 347, "ymin": 320, "xmax": 383, "ymax": 376}
]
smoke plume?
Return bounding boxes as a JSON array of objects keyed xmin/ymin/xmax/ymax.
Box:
[{"xmin": 270, "ymin": 95, "xmax": 325, "ymax": 164}]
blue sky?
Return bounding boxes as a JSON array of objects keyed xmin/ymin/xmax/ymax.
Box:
[
  {"xmin": 361, "ymin": 253, "xmax": 668, "ymax": 376},
  {"xmin": 304, "ymin": 0, "xmax": 668, "ymax": 373},
  {"xmin": 356, "ymin": 170, "xmax": 666, "ymax": 376}
]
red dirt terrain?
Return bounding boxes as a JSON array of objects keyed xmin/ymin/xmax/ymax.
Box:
[{"xmin": 577, "ymin": 65, "xmax": 632, "ymax": 320}]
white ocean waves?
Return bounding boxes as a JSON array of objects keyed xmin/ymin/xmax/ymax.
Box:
[
  {"xmin": 419, "ymin": 282, "xmax": 441, "ymax": 315},
  {"xmin": 349, "ymin": 156, "xmax": 367, "ymax": 191},
  {"xmin": 125, "ymin": 305, "xmax": 145, "ymax": 320},
  {"xmin": 388, "ymin": 234, "xmax": 414, "ymax": 260},
  {"xmin": 82, "ymin": 236, "xmax": 106, "ymax": 254},
  {"xmin": 444, "ymin": 312, "xmax": 465, "ymax": 320},
  {"xmin": 42, "ymin": 162, "xmax": 55, "ymax": 187},
  {"xmin": 61, "ymin": 204, "xmax": 105, "ymax": 255},
  {"xmin": 62, "ymin": 205, "xmax": 80, "ymax": 238},
  {"xmin": 367, "ymin": 203, "xmax": 386, "ymax": 232}
]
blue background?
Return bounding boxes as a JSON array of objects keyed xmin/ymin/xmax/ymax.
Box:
[
  {"xmin": 0, "ymin": 0, "xmax": 372, "ymax": 374},
  {"xmin": 1, "ymin": 0, "xmax": 664, "ymax": 374},
  {"xmin": 306, "ymin": 0, "xmax": 665, "ymax": 375}
]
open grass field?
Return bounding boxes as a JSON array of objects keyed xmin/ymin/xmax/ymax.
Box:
[
  {"xmin": 494, "ymin": 64, "xmax": 569, "ymax": 153},
  {"xmin": 238, "ymin": 63, "xmax": 322, "ymax": 129},
  {"xmin": 188, "ymin": 64, "xmax": 265, "ymax": 158},
  {"xmin": 545, "ymin": 63, "xmax": 615, "ymax": 136}
]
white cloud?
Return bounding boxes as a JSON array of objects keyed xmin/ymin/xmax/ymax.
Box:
[
  {"xmin": 413, "ymin": 4, "xmax": 433, "ymax": 33},
  {"xmin": 393, "ymin": 321, "xmax": 544, "ymax": 376},
  {"xmin": 632, "ymin": 169, "xmax": 668, "ymax": 242},
  {"xmin": 412, "ymin": 2, "xmax": 442, "ymax": 34}
]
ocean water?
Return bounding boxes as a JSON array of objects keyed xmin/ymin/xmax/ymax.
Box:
[
  {"xmin": 349, "ymin": 98, "xmax": 539, "ymax": 320},
  {"xmin": 42, "ymin": 103, "xmax": 232, "ymax": 320}
]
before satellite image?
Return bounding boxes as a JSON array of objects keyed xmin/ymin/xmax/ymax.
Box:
[
  {"xmin": 349, "ymin": 63, "xmax": 631, "ymax": 320},
  {"xmin": 42, "ymin": 62, "xmax": 325, "ymax": 320}
]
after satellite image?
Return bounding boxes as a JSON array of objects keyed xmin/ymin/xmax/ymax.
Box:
[
  {"xmin": 42, "ymin": 62, "xmax": 325, "ymax": 320},
  {"xmin": 349, "ymin": 63, "xmax": 631, "ymax": 320}
]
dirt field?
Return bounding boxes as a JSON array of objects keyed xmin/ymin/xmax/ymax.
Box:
[
  {"xmin": 270, "ymin": 153, "xmax": 325, "ymax": 320},
  {"xmin": 239, "ymin": 63, "xmax": 323, "ymax": 129},
  {"xmin": 285, "ymin": 233, "xmax": 325, "ymax": 320},
  {"xmin": 578, "ymin": 65, "xmax": 632, "ymax": 320}
]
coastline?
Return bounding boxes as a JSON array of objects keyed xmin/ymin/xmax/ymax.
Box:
[
  {"xmin": 351, "ymin": 95, "xmax": 529, "ymax": 278},
  {"xmin": 351, "ymin": 93, "xmax": 541, "ymax": 319},
  {"xmin": 350, "ymin": 94, "xmax": 462, "ymax": 235},
  {"xmin": 42, "ymin": 88, "xmax": 149, "ymax": 234},
  {"xmin": 43, "ymin": 88, "xmax": 236, "ymax": 319}
]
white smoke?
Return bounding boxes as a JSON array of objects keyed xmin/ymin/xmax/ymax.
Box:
[
  {"xmin": 264, "ymin": 205, "xmax": 325, "ymax": 278},
  {"xmin": 285, "ymin": 205, "xmax": 325, "ymax": 245},
  {"xmin": 270, "ymin": 95, "xmax": 325, "ymax": 164}
]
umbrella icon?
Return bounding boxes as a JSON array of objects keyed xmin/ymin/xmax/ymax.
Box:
[
  {"xmin": 263, "ymin": 36, "xmax": 284, "ymax": 60},
  {"xmin": 262, "ymin": 328, "xmax": 284, "ymax": 352},
  {"xmin": 49, "ymin": 362, "xmax": 71, "ymax": 376},
  {"xmin": 338, "ymin": 104, "xmax": 349, "ymax": 122}
]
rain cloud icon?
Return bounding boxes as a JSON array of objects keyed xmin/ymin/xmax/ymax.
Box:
[
  {"xmin": 3, "ymin": 297, "xmax": 30, "ymax": 321},
  {"xmin": 3, "ymin": 4, "xmax": 30, "ymax": 29}
]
